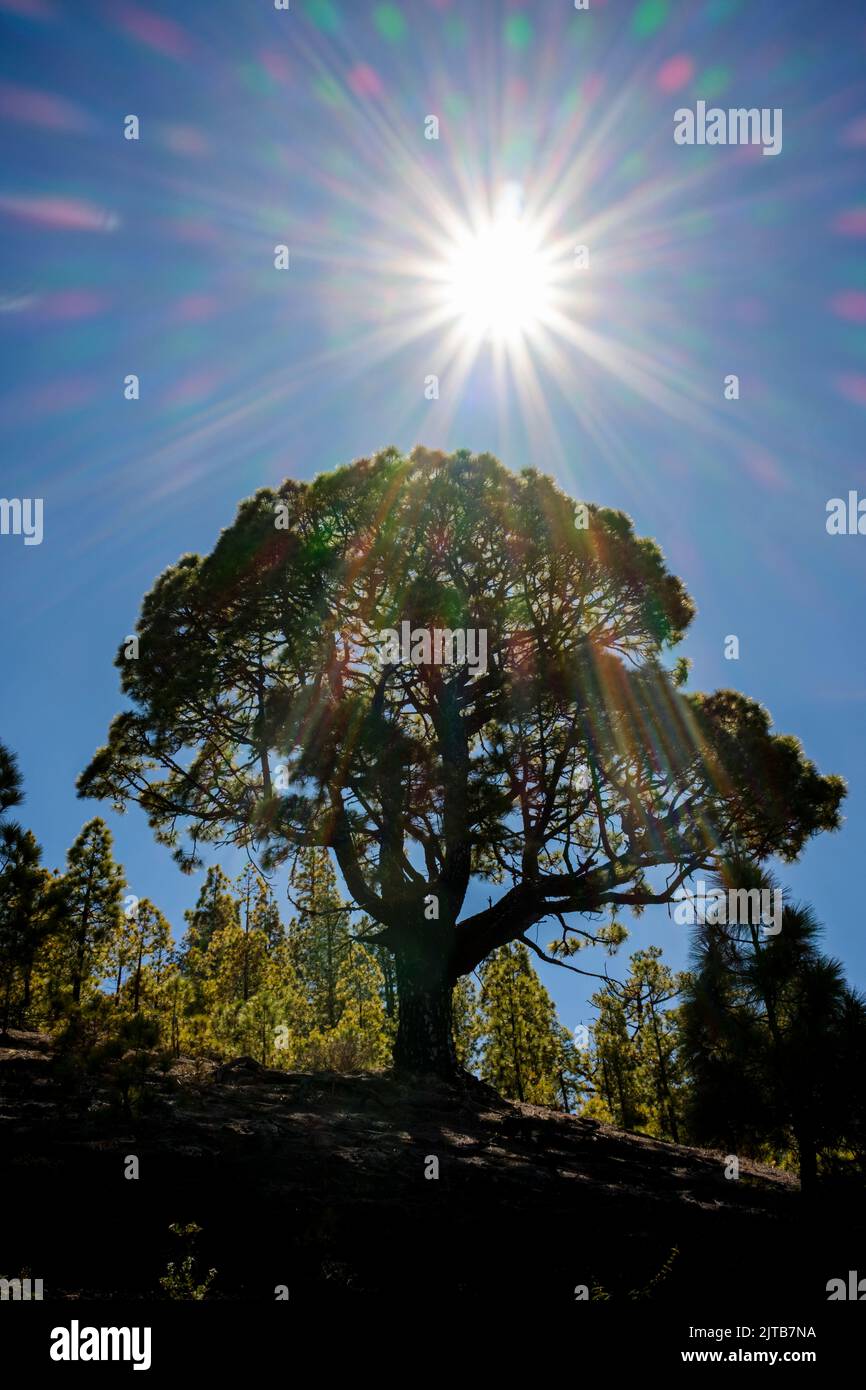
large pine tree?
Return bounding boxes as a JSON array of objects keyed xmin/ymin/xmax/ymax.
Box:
[{"xmin": 78, "ymin": 448, "xmax": 845, "ymax": 1073}]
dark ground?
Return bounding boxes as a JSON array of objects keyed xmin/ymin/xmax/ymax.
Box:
[{"xmin": 0, "ymin": 1029, "xmax": 861, "ymax": 1307}]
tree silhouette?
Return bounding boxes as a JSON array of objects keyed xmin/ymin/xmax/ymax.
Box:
[
  {"xmin": 0, "ymin": 745, "xmax": 60, "ymax": 1034},
  {"xmin": 0, "ymin": 741, "xmax": 23, "ymax": 835},
  {"xmin": 79, "ymin": 449, "xmax": 843, "ymax": 1073},
  {"xmin": 0, "ymin": 829, "xmax": 51, "ymax": 1036},
  {"xmin": 680, "ymin": 856, "xmax": 866, "ymax": 1191}
]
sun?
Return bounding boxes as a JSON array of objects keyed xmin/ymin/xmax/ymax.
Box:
[{"xmin": 441, "ymin": 200, "xmax": 554, "ymax": 347}]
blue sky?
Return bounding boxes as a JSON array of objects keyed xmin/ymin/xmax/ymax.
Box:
[{"xmin": 1, "ymin": 0, "xmax": 865, "ymax": 1026}]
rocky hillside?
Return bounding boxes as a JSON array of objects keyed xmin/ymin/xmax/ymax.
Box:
[{"xmin": 0, "ymin": 1030, "xmax": 859, "ymax": 1305}]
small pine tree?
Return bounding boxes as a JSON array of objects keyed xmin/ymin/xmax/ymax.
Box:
[
  {"xmin": 0, "ymin": 746, "xmax": 60, "ymax": 1032},
  {"xmin": 0, "ymin": 830, "xmax": 56, "ymax": 1034},
  {"xmin": 58, "ymin": 818, "xmax": 124, "ymax": 1005},
  {"xmin": 287, "ymin": 848, "xmax": 353, "ymax": 1030},
  {"xmin": 585, "ymin": 987, "xmax": 644, "ymax": 1130},
  {"xmin": 259, "ymin": 941, "xmax": 310, "ymax": 1065},
  {"xmin": 625, "ymin": 947, "xmax": 686, "ymax": 1141},
  {"xmin": 235, "ymin": 865, "xmax": 282, "ymax": 997},
  {"xmin": 333, "ymin": 942, "xmax": 391, "ymax": 1067},
  {"xmin": 154, "ymin": 958, "xmax": 196, "ymax": 1057},
  {"xmin": 178, "ymin": 866, "xmax": 241, "ymax": 1044},
  {"xmin": 108, "ymin": 898, "xmax": 172, "ymax": 1014},
  {"xmin": 452, "ymin": 974, "xmax": 483, "ymax": 1071},
  {"xmin": 292, "ymin": 943, "xmax": 391, "ymax": 1071},
  {"xmin": 183, "ymin": 866, "xmax": 239, "ymax": 959},
  {"xmin": 479, "ymin": 942, "xmax": 574, "ymax": 1107},
  {"xmin": 203, "ymin": 916, "xmax": 270, "ymax": 1012},
  {"xmin": 235, "ymin": 988, "xmax": 290, "ymax": 1066}
]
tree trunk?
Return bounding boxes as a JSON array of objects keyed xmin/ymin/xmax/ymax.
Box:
[
  {"xmin": 392, "ymin": 946, "xmax": 457, "ymax": 1076},
  {"xmin": 72, "ymin": 940, "xmax": 86, "ymax": 1005},
  {"xmin": 377, "ymin": 947, "xmax": 397, "ymax": 1019},
  {"xmin": 132, "ymin": 942, "xmax": 143, "ymax": 1013}
]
